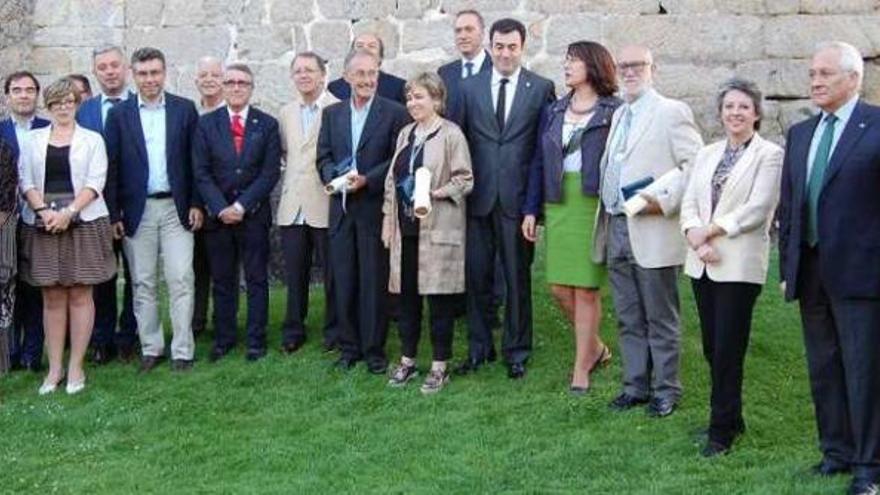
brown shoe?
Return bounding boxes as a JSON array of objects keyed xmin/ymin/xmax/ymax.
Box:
[{"xmin": 138, "ymin": 355, "xmax": 165, "ymax": 374}]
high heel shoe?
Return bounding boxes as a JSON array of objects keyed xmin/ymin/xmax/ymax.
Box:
[
  {"xmin": 38, "ymin": 374, "xmax": 66, "ymax": 395},
  {"xmin": 589, "ymin": 345, "xmax": 612, "ymax": 373},
  {"xmin": 65, "ymin": 377, "xmax": 86, "ymax": 395}
]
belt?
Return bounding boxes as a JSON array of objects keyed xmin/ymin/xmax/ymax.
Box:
[{"xmin": 147, "ymin": 191, "xmax": 172, "ymax": 199}]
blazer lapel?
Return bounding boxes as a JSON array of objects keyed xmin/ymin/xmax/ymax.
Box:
[
  {"xmin": 164, "ymin": 97, "xmax": 178, "ymax": 171},
  {"xmin": 716, "ymin": 134, "xmax": 762, "ymax": 209},
  {"xmin": 339, "ymin": 102, "xmax": 353, "ymax": 158},
  {"xmin": 288, "ymin": 102, "xmax": 305, "ymax": 151},
  {"xmin": 504, "ymin": 71, "xmax": 532, "ymax": 137},
  {"xmin": 356, "ymin": 99, "xmax": 383, "ymax": 152},
  {"xmin": 822, "ymin": 101, "xmax": 870, "ymax": 191},
  {"xmin": 241, "ymin": 109, "xmax": 262, "ymax": 159},
  {"xmin": 701, "ymin": 143, "xmax": 725, "ymax": 219},
  {"xmin": 623, "ymin": 98, "xmax": 656, "ymax": 157},
  {"xmin": 476, "ymin": 73, "xmax": 499, "ymax": 136},
  {"xmin": 127, "ymin": 102, "xmax": 149, "ymax": 170},
  {"xmin": 216, "ymin": 107, "xmax": 238, "ymax": 159}
]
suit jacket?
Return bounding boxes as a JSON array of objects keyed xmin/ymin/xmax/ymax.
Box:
[
  {"xmin": 779, "ymin": 99, "xmax": 880, "ymax": 300},
  {"xmin": 592, "ymin": 89, "xmax": 703, "ymax": 269},
  {"xmin": 316, "ymin": 95, "xmax": 410, "ymax": 233},
  {"xmin": 104, "ymin": 92, "xmax": 200, "ymax": 235},
  {"xmin": 459, "ymin": 68, "xmax": 556, "ymax": 218},
  {"xmin": 276, "ymin": 92, "xmax": 340, "ymax": 228},
  {"xmin": 193, "ymin": 106, "xmax": 281, "ymax": 225},
  {"xmin": 523, "ymin": 94, "xmax": 622, "ymax": 216},
  {"xmin": 382, "ymin": 118, "xmax": 473, "ymax": 295},
  {"xmin": 681, "ymin": 134, "xmax": 783, "ymax": 284},
  {"xmin": 0, "ymin": 116, "xmax": 51, "ymax": 161},
  {"xmin": 75, "ymin": 92, "xmax": 136, "ymax": 135},
  {"xmin": 18, "ymin": 125, "xmax": 110, "ymax": 224},
  {"xmin": 437, "ymin": 51, "xmax": 492, "ymax": 126},
  {"xmin": 327, "ymin": 71, "xmax": 407, "ymax": 105}
]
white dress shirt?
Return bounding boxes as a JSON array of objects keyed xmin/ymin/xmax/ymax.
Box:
[
  {"xmin": 461, "ymin": 50, "xmax": 487, "ymax": 79},
  {"xmin": 491, "ymin": 66, "xmax": 521, "ymax": 127}
]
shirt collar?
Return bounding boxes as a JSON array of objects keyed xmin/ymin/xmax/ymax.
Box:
[
  {"xmin": 462, "ymin": 50, "xmax": 487, "ymax": 72},
  {"xmin": 625, "ymin": 87, "xmax": 657, "ymax": 116},
  {"xmin": 138, "ymin": 92, "xmax": 165, "ymax": 109},
  {"xmin": 350, "ymin": 95, "xmax": 374, "ymax": 115},
  {"xmin": 228, "ymin": 105, "xmax": 250, "ymax": 123},
  {"xmin": 200, "ymin": 98, "xmax": 225, "ymax": 113},
  {"xmin": 12, "ymin": 114, "xmax": 35, "ymax": 130},
  {"xmin": 822, "ymin": 93, "xmax": 859, "ymax": 125},
  {"xmin": 492, "ymin": 66, "xmax": 521, "ymax": 87},
  {"xmin": 102, "ymin": 91, "xmax": 129, "ymax": 105}
]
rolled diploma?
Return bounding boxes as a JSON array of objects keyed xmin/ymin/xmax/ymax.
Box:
[
  {"xmin": 325, "ymin": 169, "xmax": 357, "ymax": 195},
  {"xmin": 413, "ymin": 167, "xmax": 432, "ymax": 218},
  {"xmin": 622, "ymin": 168, "xmax": 682, "ymax": 217}
]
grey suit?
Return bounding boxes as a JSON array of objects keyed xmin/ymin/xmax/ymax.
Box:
[{"xmin": 459, "ymin": 68, "xmax": 555, "ymax": 364}]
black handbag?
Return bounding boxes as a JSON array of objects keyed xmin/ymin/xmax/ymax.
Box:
[{"xmin": 34, "ymin": 192, "xmax": 78, "ymax": 229}]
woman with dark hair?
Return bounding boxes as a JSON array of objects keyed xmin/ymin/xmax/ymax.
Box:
[
  {"xmin": 680, "ymin": 78, "xmax": 782, "ymax": 456},
  {"xmin": 0, "ymin": 137, "xmax": 17, "ymax": 375},
  {"xmin": 523, "ymin": 41, "xmax": 622, "ymax": 394}
]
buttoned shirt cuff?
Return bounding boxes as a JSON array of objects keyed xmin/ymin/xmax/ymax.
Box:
[{"xmin": 232, "ymin": 202, "xmax": 245, "ymax": 214}]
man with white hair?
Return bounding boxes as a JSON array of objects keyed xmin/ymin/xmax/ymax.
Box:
[{"xmin": 778, "ymin": 41, "xmax": 880, "ymax": 495}]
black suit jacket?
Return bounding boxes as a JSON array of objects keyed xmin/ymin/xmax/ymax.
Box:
[
  {"xmin": 437, "ymin": 51, "xmax": 492, "ymax": 126},
  {"xmin": 779, "ymin": 100, "xmax": 880, "ymax": 300},
  {"xmin": 316, "ymin": 96, "xmax": 410, "ymax": 232},
  {"xmin": 192, "ymin": 106, "xmax": 282, "ymax": 225},
  {"xmin": 104, "ymin": 92, "xmax": 200, "ymax": 235},
  {"xmin": 327, "ymin": 71, "xmax": 407, "ymax": 105},
  {"xmin": 459, "ymin": 68, "xmax": 555, "ymax": 217}
]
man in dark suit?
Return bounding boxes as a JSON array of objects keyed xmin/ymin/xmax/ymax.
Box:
[
  {"xmin": 75, "ymin": 45, "xmax": 139, "ymax": 365},
  {"xmin": 437, "ymin": 9, "xmax": 493, "ymax": 126},
  {"xmin": 456, "ymin": 18, "xmax": 555, "ymax": 380},
  {"xmin": 779, "ymin": 41, "xmax": 880, "ymax": 495},
  {"xmin": 104, "ymin": 47, "xmax": 202, "ymax": 373},
  {"xmin": 193, "ymin": 63, "xmax": 281, "ymax": 363},
  {"xmin": 2, "ymin": 70, "xmax": 49, "ymax": 372},
  {"xmin": 327, "ymin": 33, "xmax": 406, "ymax": 105},
  {"xmin": 317, "ymin": 48, "xmax": 410, "ymax": 374}
]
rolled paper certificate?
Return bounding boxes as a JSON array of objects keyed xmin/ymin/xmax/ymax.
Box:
[
  {"xmin": 413, "ymin": 167, "xmax": 432, "ymax": 218},
  {"xmin": 325, "ymin": 169, "xmax": 356, "ymax": 195},
  {"xmin": 622, "ymin": 168, "xmax": 683, "ymax": 217},
  {"xmin": 623, "ymin": 194, "xmax": 648, "ymax": 217}
]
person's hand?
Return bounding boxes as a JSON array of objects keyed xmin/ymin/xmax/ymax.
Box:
[
  {"xmin": 188, "ymin": 207, "xmax": 204, "ymax": 231},
  {"xmin": 521, "ymin": 215, "xmax": 538, "ymax": 243},
  {"xmin": 218, "ymin": 206, "xmax": 243, "ymax": 225},
  {"xmin": 38, "ymin": 209, "xmax": 55, "ymax": 231},
  {"xmin": 347, "ymin": 174, "xmax": 368, "ymax": 192},
  {"xmin": 696, "ymin": 243, "xmax": 720, "ymax": 264},
  {"xmin": 112, "ymin": 221, "xmax": 125, "ymax": 240},
  {"xmin": 430, "ymin": 188, "xmax": 446, "ymax": 199},
  {"xmin": 638, "ymin": 193, "xmax": 662, "ymax": 215},
  {"xmin": 686, "ymin": 226, "xmax": 711, "ymax": 250}
]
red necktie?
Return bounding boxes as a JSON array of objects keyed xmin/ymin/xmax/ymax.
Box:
[{"xmin": 231, "ymin": 114, "xmax": 244, "ymax": 154}]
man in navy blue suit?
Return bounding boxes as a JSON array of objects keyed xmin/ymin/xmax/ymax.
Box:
[
  {"xmin": 327, "ymin": 33, "xmax": 406, "ymax": 105},
  {"xmin": 437, "ymin": 9, "xmax": 493, "ymax": 126},
  {"xmin": 317, "ymin": 49, "xmax": 410, "ymax": 374},
  {"xmin": 104, "ymin": 47, "xmax": 202, "ymax": 373},
  {"xmin": 779, "ymin": 41, "xmax": 880, "ymax": 495},
  {"xmin": 75, "ymin": 45, "xmax": 138, "ymax": 365},
  {"xmin": 1, "ymin": 71, "xmax": 49, "ymax": 372},
  {"xmin": 193, "ymin": 63, "xmax": 281, "ymax": 363}
]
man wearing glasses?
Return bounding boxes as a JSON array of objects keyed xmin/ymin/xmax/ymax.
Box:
[
  {"xmin": 594, "ymin": 45, "xmax": 702, "ymax": 418},
  {"xmin": 104, "ymin": 47, "xmax": 202, "ymax": 373},
  {"xmin": 193, "ymin": 63, "xmax": 281, "ymax": 363}
]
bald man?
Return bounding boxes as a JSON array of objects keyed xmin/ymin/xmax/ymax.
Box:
[
  {"xmin": 326, "ymin": 33, "xmax": 406, "ymax": 104},
  {"xmin": 195, "ymin": 56, "xmax": 225, "ymax": 114}
]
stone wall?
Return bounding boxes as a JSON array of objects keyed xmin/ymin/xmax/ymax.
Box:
[{"xmin": 1, "ymin": 0, "xmax": 879, "ymax": 142}]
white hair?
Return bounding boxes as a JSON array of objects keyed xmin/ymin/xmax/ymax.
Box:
[{"xmin": 816, "ymin": 41, "xmax": 864, "ymax": 87}]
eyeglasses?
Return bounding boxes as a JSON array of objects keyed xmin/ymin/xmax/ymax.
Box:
[
  {"xmin": 617, "ymin": 61, "xmax": 651, "ymax": 73},
  {"xmin": 223, "ymin": 80, "xmax": 253, "ymax": 88},
  {"xmin": 49, "ymin": 98, "xmax": 77, "ymax": 110}
]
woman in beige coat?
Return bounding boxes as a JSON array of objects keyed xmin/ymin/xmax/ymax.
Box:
[
  {"xmin": 680, "ymin": 78, "xmax": 783, "ymax": 457},
  {"xmin": 381, "ymin": 72, "xmax": 473, "ymax": 394}
]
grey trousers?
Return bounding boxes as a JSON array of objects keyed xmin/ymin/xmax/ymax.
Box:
[{"xmin": 606, "ymin": 215, "xmax": 682, "ymax": 401}]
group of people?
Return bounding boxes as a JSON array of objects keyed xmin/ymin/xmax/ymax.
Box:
[{"xmin": 0, "ymin": 8, "xmax": 877, "ymax": 494}]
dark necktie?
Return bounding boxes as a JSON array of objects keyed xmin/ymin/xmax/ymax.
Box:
[
  {"xmin": 496, "ymin": 78, "xmax": 509, "ymax": 131},
  {"xmin": 107, "ymin": 97, "xmax": 121, "ymax": 106},
  {"xmin": 806, "ymin": 113, "xmax": 838, "ymax": 246},
  {"xmin": 231, "ymin": 114, "xmax": 245, "ymax": 155},
  {"xmin": 464, "ymin": 62, "xmax": 474, "ymax": 78}
]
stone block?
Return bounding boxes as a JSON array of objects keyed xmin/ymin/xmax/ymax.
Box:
[
  {"xmin": 544, "ymin": 14, "xmax": 601, "ymax": 55},
  {"xmin": 32, "ymin": 26, "xmax": 124, "ymax": 47},
  {"xmin": 33, "ymin": 0, "xmax": 125, "ymax": 27},
  {"xmin": 125, "ymin": 26, "xmax": 231, "ymax": 67},
  {"xmin": 659, "ymin": 0, "xmax": 800, "ymax": 14},
  {"xmin": 863, "ymin": 59, "xmax": 880, "ymax": 105},
  {"xmin": 270, "ymin": 0, "xmax": 315, "ymax": 24},
  {"xmin": 240, "ymin": 0, "xmax": 268, "ymax": 25},
  {"xmin": 527, "ymin": 54, "xmax": 564, "ymax": 93},
  {"xmin": 440, "ymin": 0, "xmax": 519, "ymax": 13},
  {"xmin": 681, "ymin": 96, "xmax": 724, "ymax": 141},
  {"xmin": 775, "ymin": 99, "xmax": 816, "ymax": 133},
  {"xmin": 383, "ymin": 56, "xmax": 446, "ymax": 80},
  {"xmin": 161, "ymin": 0, "xmax": 207, "ymax": 26},
  {"xmin": 309, "ymin": 21, "xmax": 353, "ymax": 60},
  {"xmin": 735, "ymin": 58, "xmax": 809, "ymax": 99},
  {"xmin": 401, "ymin": 19, "xmax": 454, "ymax": 53},
  {"xmin": 526, "ymin": 0, "xmax": 656, "ymax": 14},
  {"xmin": 353, "ymin": 18, "xmax": 401, "ymax": 59},
  {"xmin": 763, "ymin": 15, "xmax": 880, "ymax": 59},
  {"xmin": 27, "ymin": 47, "xmax": 72, "ymax": 74},
  {"xmin": 396, "ymin": 0, "xmax": 439, "ymax": 19},
  {"xmin": 799, "ymin": 0, "xmax": 878, "ymax": 14},
  {"xmin": 249, "ymin": 62, "xmax": 290, "ymax": 111},
  {"xmin": 319, "ymin": 0, "xmax": 396, "ymax": 19},
  {"xmin": 126, "ymin": 0, "xmax": 163, "ymax": 26},
  {"xmin": 653, "ymin": 63, "xmax": 735, "ymax": 99},
  {"xmin": 236, "ymin": 24, "xmax": 304, "ymax": 61}
]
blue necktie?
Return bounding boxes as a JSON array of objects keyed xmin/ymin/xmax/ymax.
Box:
[
  {"xmin": 464, "ymin": 62, "xmax": 474, "ymax": 78},
  {"xmin": 806, "ymin": 113, "xmax": 838, "ymax": 247}
]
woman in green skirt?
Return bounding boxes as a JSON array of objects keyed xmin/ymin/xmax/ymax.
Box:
[{"xmin": 523, "ymin": 41, "xmax": 622, "ymax": 394}]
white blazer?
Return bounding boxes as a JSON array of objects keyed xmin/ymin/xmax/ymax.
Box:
[
  {"xmin": 18, "ymin": 124, "xmax": 109, "ymax": 225},
  {"xmin": 680, "ymin": 133, "xmax": 783, "ymax": 284}
]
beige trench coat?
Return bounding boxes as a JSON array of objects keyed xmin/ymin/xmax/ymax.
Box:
[{"xmin": 382, "ymin": 118, "xmax": 473, "ymax": 294}]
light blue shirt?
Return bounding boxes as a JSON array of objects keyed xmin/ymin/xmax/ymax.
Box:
[
  {"xmin": 138, "ymin": 93, "xmax": 170, "ymax": 194},
  {"xmin": 101, "ymin": 92, "xmax": 129, "ymax": 125},
  {"xmin": 300, "ymin": 101, "xmax": 319, "ymax": 134},
  {"xmin": 13, "ymin": 115, "xmax": 35, "ymax": 146},
  {"xmin": 350, "ymin": 97, "xmax": 374, "ymax": 171},
  {"xmin": 806, "ymin": 94, "xmax": 860, "ymax": 181},
  {"xmin": 602, "ymin": 88, "xmax": 657, "ymax": 213}
]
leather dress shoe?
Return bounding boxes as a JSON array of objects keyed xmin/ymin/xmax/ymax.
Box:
[
  {"xmin": 245, "ymin": 348, "xmax": 267, "ymax": 362},
  {"xmin": 334, "ymin": 356, "xmax": 358, "ymax": 370},
  {"xmin": 322, "ymin": 340, "xmax": 340, "ymax": 353},
  {"xmin": 209, "ymin": 346, "xmax": 233, "ymax": 363},
  {"xmin": 849, "ymin": 480, "xmax": 879, "ymax": 495},
  {"xmin": 367, "ymin": 360, "xmax": 388, "ymax": 375},
  {"xmin": 171, "ymin": 359, "xmax": 194, "ymax": 372},
  {"xmin": 609, "ymin": 392, "xmax": 649, "ymax": 411},
  {"xmin": 138, "ymin": 355, "xmax": 165, "ymax": 374},
  {"xmin": 454, "ymin": 358, "xmax": 488, "ymax": 376},
  {"xmin": 281, "ymin": 340, "xmax": 305, "ymax": 355},
  {"xmin": 701, "ymin": 440, "xmax": 731, "ymax": 458},
  {"xmin": 89, "ymin": 344, "xmax": 116, "ymax": 365},
  {"xmin": 507, "ymin": 362, "xmax": 526, "ymax": 380},
  {"xmin": 646, "ymin": 397, "xmax": 677, "ymax": 418},
  {"xmin": 811, "ymin": 460, "xmax": 851, "ymax": 477}
]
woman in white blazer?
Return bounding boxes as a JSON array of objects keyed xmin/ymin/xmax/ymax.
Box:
[
  {"xmin": 18, "ymin": 78, "xmax": 115, "ymax": 396},
  {"xmin": 680, "ymin": 78, "xmax": 783, "ymax": 457}
]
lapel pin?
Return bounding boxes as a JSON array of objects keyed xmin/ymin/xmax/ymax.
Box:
[
  {"xmin": 526, "ymin": 81, "xmax": 531, "ymax": 88},
  {"xmin": 252, "ymin": 118, "xmax": 258, "ymax": 124},
  {"xmin": 859, "ymin": 122, "xmax": 866, "ymax": 128}
]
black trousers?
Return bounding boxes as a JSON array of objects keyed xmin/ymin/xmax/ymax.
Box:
[
  {"xmin": 91, "ymin": 239, "xmax": 137, "ymax": 349},
  {"xmin": 280, "ymin": 224, "xmax": 338, "ymax": 346},
  {"xmin": 206, "ymin": 211, "xmax": 270, "ymax": 352},
  {"xmin": 691, "ymin": 275, "xmax": 761, "ymax": 446},
  {"xmin": 466, "ymin": 206, "xmax": 533, "ymax": 364},
  {"xmin": 397, "ymin": 235, "xmax": 458, "ymax": 362},
  {"xmin": 10, "ymin": 278, "xmax": 42, "ymax": 367},
  {"xmin": 798, "ymin": 247, "xmax": 880, "ymax": 482},
  {"xmin": 329, "ymin": 213, "xmax": 389, "ymax": 366},
  {"xmin": 192, "ymin": 230, "xmax": 211, "ymax": 333}
]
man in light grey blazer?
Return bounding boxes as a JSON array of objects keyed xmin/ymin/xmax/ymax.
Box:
[
  {"xmin": 594, "ymin": 45, "xmax": 703, "ymax": 417},
  {"xmin": 277, "ymin": 51, "xmax": 340, "ymax": 353}
]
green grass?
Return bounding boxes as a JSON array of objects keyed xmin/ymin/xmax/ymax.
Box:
[{"xmin": 0, "ymin": 247, "xmax": 843, "ymax": 494}]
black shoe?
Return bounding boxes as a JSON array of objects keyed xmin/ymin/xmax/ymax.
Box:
[
  {"xmin": 138, "ymin": 355, "xmax": 164, "ymax": 374},
  {"xmin": 811, "ymin": 460, "xmax": 851, "ymax": 477},
  {"xmin": 245, "ymin": 348, "xmax": 267, "ymax": 362},
  {"xmin": 322, "ymin": 341, "xmax": 340, "ymax": 353},
  {"xmin": 701, "ymin": 440, "xmax": 731, "ymax": 458},
  {"xmin": 367, "ymin": 360, "xmax": 388, "ymax": 375},
  {"xmin": 609, "ymin": 392, "xmax": 649, "ymax": 411},
  {"xmin": 89, "ymin": 344, "xmax": 116, "ymax": 365},
  {"xmin": 208, "ymin": 345, "xmax": 232, "ymax": 363},
  {"xmin": 281, "ymin": 340, "xmax": 305, "ymax": 355},
  {"xmin": 334, "ymin": 356, "xmax": 358, "ymax": 370},
  {"xmin": 487, "ymin": 348, "xmax": 498, "ymax": 363},
  {"xmin": 117, "ymin": 343, "xmax": 137, "ymax": 363},
  {"xmin": 507, "ymin": 362, "xmax": 526, "ymax": 380},
  {"xmin": 646, "ymin": 397, "xmax": 677, "ymax": 418},
  {"xmin": 171, "ymin": 359, "xmax": 194, "ymax": 372},
  {"xmin": 454, "ymin": 358, "xmax": 487, "ymax": 376},
  {"xmin": 849, "ymin": 480, "xmax": 879, "ymax": 495}
]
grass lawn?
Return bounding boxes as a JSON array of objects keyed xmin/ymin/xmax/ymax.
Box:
[{"xmin": 0, "ymin": 247, "xmax": 844, "ymax": 494}]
